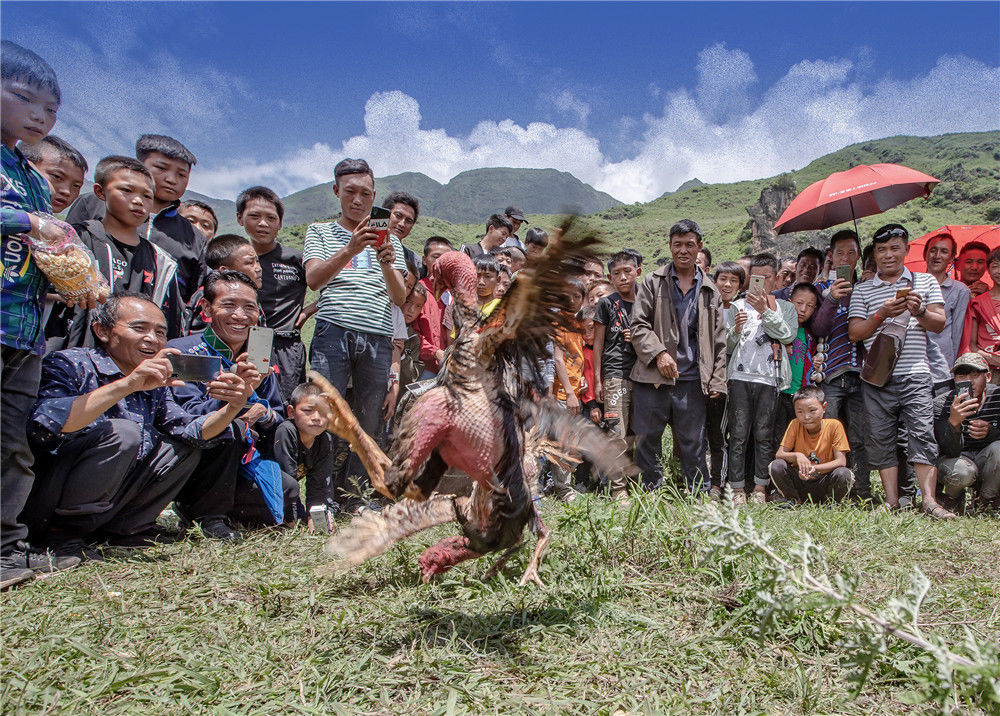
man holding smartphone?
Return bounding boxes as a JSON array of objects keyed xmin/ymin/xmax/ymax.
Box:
[
  {"xmin": 303, "ymin": 159, "xmax": 407, "ymax": 512},
  {"xmin": 23, "ymin": 293, "xmax": 252, "ymax": 560},
  {"xmin": 933, "ymin": 352, "xmax": 1000, "ymax": 514}
]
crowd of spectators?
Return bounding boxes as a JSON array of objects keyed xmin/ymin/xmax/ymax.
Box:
[{"xmin": 3, "ymin": 41, "xmax": 998, "ymax": 592}]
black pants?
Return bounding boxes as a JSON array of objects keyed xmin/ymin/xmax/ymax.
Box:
[
  {"xmin": 633, "ymin": 380, "xmax": 709, "ymax": 493},
  {"xmin": 706, "ymin": 393, "xmax": 727, "ymax": 489},
  {"xmin": 273, "ymin": 335, "xmax": 307, "ymax": 403},
  {"xmin": 24, "ymin": 419, "xmax": 198, "ymax": 541},
  {"xmin": 1, "ymin": 346, "xmax": 43, "ymax": 553},
  {"xmin": 768, "ymin": 459, "xmax": 853, "ymax": 503},
  {"xmin": 727, "ymin": 379, "xmax": 779, "ymax": 489},
  {"xmin": 175, "ymin": 426, "xmax": 299, "ymax": 526}
]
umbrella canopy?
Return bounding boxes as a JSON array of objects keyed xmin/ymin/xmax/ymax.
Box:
[
  {"xmin": 904, "ymin": 225, "xmax": 1000, "ymax": 272},
  {"xmin": 774, "ymin": 163, "xmax": 940, "ymax": 235}
]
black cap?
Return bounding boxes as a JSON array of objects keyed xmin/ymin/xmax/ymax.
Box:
[{"xmin": 504, "ymin": 206, "xmax": 528, "ymax": 223}]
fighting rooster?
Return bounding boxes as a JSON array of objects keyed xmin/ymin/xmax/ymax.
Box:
[{"xmin": 312, "ymin": 218, "xmax": 636, "ymax": 586}]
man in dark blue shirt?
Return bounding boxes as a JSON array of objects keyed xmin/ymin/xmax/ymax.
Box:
[
  {"xmin": 168, "ymin": 270, "xmax": 287, "ymax": 538},
  {"xmin": 25, "ymin": 293, "xmax": 251, "ymax": 558}
]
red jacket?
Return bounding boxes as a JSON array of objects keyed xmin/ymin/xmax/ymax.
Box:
[{"xmin": 417, "ymin": 278, "xmax": 447, "ymax": 373}]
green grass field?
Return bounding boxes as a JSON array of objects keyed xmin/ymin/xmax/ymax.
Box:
[{"xmin": 3, "ymin": 493, "xmax": 998, "ymax": 714}]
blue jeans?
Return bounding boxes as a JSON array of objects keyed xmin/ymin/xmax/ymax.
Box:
[{"xmin": 309, "ymin": 321, "xmax": 393, "ymax": 502}]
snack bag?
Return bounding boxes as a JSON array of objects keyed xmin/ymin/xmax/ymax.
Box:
[{"xmin": 24, "ymin": 214, "xmax": 110, "ymax": 302}]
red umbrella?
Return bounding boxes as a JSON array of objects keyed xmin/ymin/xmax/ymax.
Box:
[
  {"xmin": 774, "ymin": 163, "xmax": 940, "ymax": 235},
  {"xmin": 904, "ymin": 225, "xmax": 1000, "ymax": 272}
]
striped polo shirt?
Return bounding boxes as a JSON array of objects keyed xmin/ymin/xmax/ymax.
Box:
[
  {"xmin": 848, "ymin": 268, "xmax": 943, "ymax": 377},
  {"xmin": 302, "ymin": 220, "xmax": 407, "ymax": 337},
  {"xmin": 814, "ymin": 280, "xmax": 861, "ymax": 380}
]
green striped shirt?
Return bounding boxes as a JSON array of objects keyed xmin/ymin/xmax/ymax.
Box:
[{"xmin": 302, "ymin": 221, "xmax": 406, "ymax": 337}]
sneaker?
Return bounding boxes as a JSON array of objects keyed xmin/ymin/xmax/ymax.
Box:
[
  {"xmin": 198, "ymin": 518, "xmax": 242, "ymax": 543},
  {"xmin": 48, "ymin": 538, "xmax": 104, "ymax": 563},
  {"xmin": 897, "ymin": 496, "xmax": 914, "ymax": 510},
  {"xmin": 732, "ymin": 489, "xmax": 747, "ymax": 506},
  {"xmin": 103, "ymin": 525, "xmax": 183, "ymax": 548},
  {"xmin": 937, "ymin": 492, "xmax": 966, "ymax": 517},
  {"xmin": 0, "ymin": 553, "xmax": 35, "ymax": 590},
  {"xmin": 709, "ymin": 486, "xmax": 722, "ymax": 502},
  {"xmin": 6, "ymin": 543, "xmax": 82, "ymax": 572},
  {"xmin": 749, "ymin": 490, "xmax": 767, "ymax": 506}
]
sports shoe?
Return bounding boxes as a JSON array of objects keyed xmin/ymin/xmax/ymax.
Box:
[
  {"xmin": 709, "ymin": 486, "xmax": 722, "ymax": 502},
  {"xmin": 732, "ymin": 489, "xmax": 747, "ymax": 506},
  {"xmin": 1, "ymin": 554, "xmax": 34, "ymax": 590},
  {"xmin": 749, "ymin": 490, "xmax": 767, "ymax": 506},
  {"xmin": 6, "ymin": 543, "xmax": 82, "ymax": 572},
  {"xmin": 47, "ymin": 538, "xmax": 104, "ymax": 563},
  {"xmin": 104, "ymin": 525, "xmax": 183, "ymax": 548},
  {"xmin": 198, "ymin": 518, "xmax": 242, "ymax": 543},
  {"xmin": 897, "ymin": 495, "xmax": 914, "ymax": 510}
]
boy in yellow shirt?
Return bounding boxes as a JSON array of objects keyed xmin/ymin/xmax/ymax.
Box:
[{"xmin": 770, "ymin": 385, "xmax": 854, "ymax": 504}]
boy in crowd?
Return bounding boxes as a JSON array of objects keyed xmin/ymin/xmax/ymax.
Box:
[
  {"xmin": 399, "ymin": 282, "xmax": 428, "ymax": 388},
  {"xmin": 495, "ymin": 266, "xmax": 512, "ymax": 298},
  {"xmin": 933, "ymin": 352, "xmax": 1000, "ymax": 513},
  {"xmin": 705, "ymin": 261, "xmax": 745, "ymax": 499},
  {"xmin": 773, "ymin": 247, "xmax": 823, "ymax": 301},
  {"xmin": 507, "ymin": 246, "xmax": 526, "ymax": 273},
  {"xmin": 957, "ymin": 241, "xmax": 991, "ymax": 297},
  {"xmin": 18, "ymin": 135, "xmax": 87, "ymax": 213},
  {"xmin": 169, "ymin": 270, "xmax": 286, "ymax": 539},
  {"xmin": 848, "ymin": 223, "xmax": 955, "ymax": 519},
  {"xmin": 586, "ymin": 279, "xmax": 614, "ymax": 308},
  {"xmin": 237, "ymin": 186, "xmax": 314, "ymax": 401},
  {"xmin": 770, "ymin": 385, "xmax": 853, "ymax": 504},
  {"xmin": 416, "ymin": 236, "xmax": 452, "ymax": 377},
  {"xmin": 1, "ymin": 41, "xmax": 88, "ymax": 588},
  {"xmin": 179, "ymin": 200, "xmax": 218, "ymax": 241},
  {"xmin": 304, "ymin": 158, "xmax": 407, "ymax": 506},
  {"xmin": 67, "ymin": 134, "xmax": 206, "ymax": 303},
  {"xmin": 502, "ymin": 205, "xmax": 527, "ymax": 248},
  {"xmin": 811, "ymin": 229, "xmax": 871, "ymax": 500},
  {"xmin": 523, "ymin": 227, "xmax": 548, "ymax": 267},
  {"xmin": 383, "ymin": 191, "xmax": 421, "ymax": 276},
  {"xmin": 923, "ymin": 231, "xmax": 970, "ymax": 391},
  {"xmin": 725, "ymin": 253, "xmax": 797, "ymax": 505},
  {"xmin": 490, "ymin": 246, "xmax": 513, "ymax": 271},
  {"xmin": 53, "ymin": 156, "xmax": 183, "ymax": 348},
  {"xmin": 582, "ymin": 256, "xmax": 605, "ymax": 289},
  {"xmin": 474, "ymin": 254, "xmax": 502, "ymax": 312},
  {"xmin": 961, "ymin": 247, "xmax": 1000, "ymax": 374},
  {"xmin": 697, "ymin": 247, "xmax": 712, "ymax": 274},
  {"xmin": 269, "ymin": 382, "xmax": 336, "ymax": 531},
  {"xmin": 772, "ymin": 283, "xmax": 820, "ymax": 464},
  {"xmin": 593, "ymin": 250, "xmax": 641, "ymax": 501},
  {"xmin": 24, "ymin": 294, "xmax": 251, "ymax": 558},
  {"xmin": 461, "ymin": 214, "xmax": 512, "ymax": 260},
  {"xmin": 548, "ymin": 277, "xmax": 588, "ymax": 501},
  {"xmin": 184, "ymin": 234, "xmax": 262, "ymax": 334}
]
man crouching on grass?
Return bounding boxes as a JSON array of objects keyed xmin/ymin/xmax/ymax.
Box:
[
  {"xmin": 22, "ymin": 293, "xmax": 252, "ymax": 563},
  {"xmin": 769, "ymin": 385, "xmax": 853, "ymax": 504}
]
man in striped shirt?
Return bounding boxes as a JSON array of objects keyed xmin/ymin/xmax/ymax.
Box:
[
  {"xmin": 303, "ymin": 158, "xmax": 407, "ymax": 510},
  {"xmin": 847, "ymin": 223, "xmax": 955, "ymax": 519}
]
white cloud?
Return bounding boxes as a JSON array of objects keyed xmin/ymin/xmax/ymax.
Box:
[
  {"xmin": 189, "ymin": 50, "xmax": 997, "ymax": 203},
  {"xmin": 548, "ymin": 90, "xmax": 591, "ymax": 125}
]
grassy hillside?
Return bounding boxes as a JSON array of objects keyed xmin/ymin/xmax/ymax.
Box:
[
  {"xmin": 269, "ymin": 131, "xmax": 998, "ymax": 268},
  {"xmin": 3, "ymin": 493, "xmax": 997, "ymax": 713}
]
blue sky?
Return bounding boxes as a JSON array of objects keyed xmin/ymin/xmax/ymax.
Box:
[{"xmin": 3, "ymin": 1, "xmax": 998, "ymax": 202}]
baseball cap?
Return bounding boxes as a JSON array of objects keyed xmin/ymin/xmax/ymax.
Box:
[
  {"xmin": 952, "ymin": 352, "xmax": 989, "ymax": 374},
  {"xmin": 504, "ymin": 206, "xmax": 528, "ymax": 223}
]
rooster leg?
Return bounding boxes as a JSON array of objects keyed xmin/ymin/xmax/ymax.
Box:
[
  {"xmin": 482, "ymin": 541, "xmax": 525, "ymax": 581},
  {"xmin": 517, "ymin": 521, "xmax": 550, "ymax": 588}
]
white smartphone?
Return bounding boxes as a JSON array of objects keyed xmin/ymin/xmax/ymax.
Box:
[
  {"xmin": 749, "ymin": 274, "xmax": 765, "ymax": 294},
  {"xmin": 247, "ymin": 326, "xmax": 274, "ymax": 375}
]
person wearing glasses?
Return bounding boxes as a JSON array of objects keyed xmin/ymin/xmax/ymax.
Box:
[{"xmin": 847, "ymin": 224, "xmax": 956, "ymax": 519}]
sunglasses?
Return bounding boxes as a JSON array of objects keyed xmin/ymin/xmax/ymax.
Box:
[{"xmin": 874, "ymin": 227, "xmax": 909, "ymax": 241}]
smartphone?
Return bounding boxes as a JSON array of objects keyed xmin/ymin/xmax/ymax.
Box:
[
  {"xmin": 895, "ymin": 287, "xmax": 912, "ymax": 299},
  {"xmin": 247, "ymin": 326, "xmax": 274, "ymax": 374},
  {"xmin": 369, "ymin": 206, "xmax": 391, "ymax": 247},
  {"xmin": 749, "ymin": 275, "xmax": 766, "ymax": 294},
  {"xmin": 955, "ymin": 379, "xmax": 973, "ymax": 400},
  {"xmin": 168, "ymin": 353, "xmax": 221, "ymax": 382},
  {"xmin": 836, "ymin": 265, "xmax": 852, "ymax": 282}
]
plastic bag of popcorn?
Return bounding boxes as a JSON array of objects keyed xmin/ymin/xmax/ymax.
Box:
[{"xmin": 25, "ymin": 214, "xmax": 110, "ymax": 302}]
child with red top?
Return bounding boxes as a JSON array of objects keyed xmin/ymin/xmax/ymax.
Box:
[
  {"xmin": 416, "ymin": 237, "xmax": 451, "ymax": 377},
  {"xmin": 961, "ymin": 247, "xmax": 1000, "ymax": 382}
]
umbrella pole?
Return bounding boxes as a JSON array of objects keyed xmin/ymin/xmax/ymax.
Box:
[{"xmin": 850, "ymin": 197, "xmax": 860, "ymax": 238}]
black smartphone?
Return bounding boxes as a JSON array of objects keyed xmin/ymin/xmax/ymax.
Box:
[{"xmin": 168, "ymin": 353, "xmax": 222, "ymax": 382}]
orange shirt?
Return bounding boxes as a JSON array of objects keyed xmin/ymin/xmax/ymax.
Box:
[
  {"xmin": 780, "ymin": 418, "xmax": 850, "ymax": 464},
  {"xmin": 555, "ymin": 324, "xmax": 585, "ymax": 401}
]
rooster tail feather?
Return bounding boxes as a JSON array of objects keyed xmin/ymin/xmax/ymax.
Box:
[{"xmin": 318, "ymin": 495, "xmax": 459, "ymax": 576}]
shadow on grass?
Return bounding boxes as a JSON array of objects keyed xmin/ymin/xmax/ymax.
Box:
[{"xmin": 376, "ymin": 602, "xmax": 600, "ymax": 657}]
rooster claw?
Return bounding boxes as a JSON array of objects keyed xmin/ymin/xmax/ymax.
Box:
[{"xmin": 517, "ymin": 567, "xmax": 545, "ymax": 588}]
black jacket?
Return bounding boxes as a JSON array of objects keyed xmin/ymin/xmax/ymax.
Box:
[{"xmin": 933, "ymin": 383, "xmax": 1000, "ymax": 458}]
